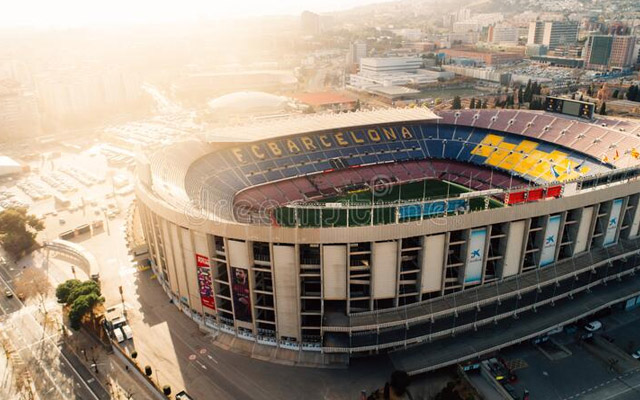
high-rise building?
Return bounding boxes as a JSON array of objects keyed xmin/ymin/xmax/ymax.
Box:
[
  {"xmin": 348, "ymin": 42, "xmax": 368, "ymax": 67},
  {"xmin": 0, "ymin": 79, "xmax": 41, "ymax": 140},
  {"xmin": 527, "ymin": 22, "xmax": 545, "ymax": 45},
  {"xmin": 300, "ymin": 11, "xmax": 321, "ymax": 36},
  {"xmin": 527, "ymin": 21, "xmax": 578, "ymax": 50},
  {"xmin": 488, "ymin": 24, "xmax": 519, "ymax": 45},
  {"xmin": 583, "ymin": 35, "xmax": 636, "ymax": 71}
]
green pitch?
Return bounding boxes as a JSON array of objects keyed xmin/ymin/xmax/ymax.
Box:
[{"xmin": 273, "ymin": 179, "xmax": 502, "ymax": 228}]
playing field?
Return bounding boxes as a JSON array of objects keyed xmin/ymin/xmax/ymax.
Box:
[{"xmin": 273, "ymin": 179, "xmax": 502, "ymax": 227}]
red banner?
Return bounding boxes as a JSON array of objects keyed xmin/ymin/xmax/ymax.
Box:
[{"xmin": 196, "ymin": 254, "xmax": 215, "ymax": 310}]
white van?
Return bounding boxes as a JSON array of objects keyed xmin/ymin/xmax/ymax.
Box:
[
  {"xmin": 120, "ymin": 324, "xmax": 133, "ymax": 340},
  {"xmin": 113, "ymin": 328, "xmax": 125, "ymax": 343}
]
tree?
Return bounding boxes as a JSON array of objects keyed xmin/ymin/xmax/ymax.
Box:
[
  {"xmin": 56, "ymin": 279, "xmax": 104, "ymax": 330},
  {"xmin": 469, "ymin": 98, "xmax": 476, "ymax": 109},
  {"xmin": 481, "ymin": 99, "xmax": 488, "ymax": 109},
  {"xmin": 580, "ymin": 94, "xmax": 584, "ymax": 101},
  {"xmin": 571, "ymin": 92, "xmax": 576, "ymax": 100},
  {"xmin": 452, "ymin": 96, "xmax": 462, "ymax": 110},
  {"xmin": 612, "ymin": 89, "xmax": 619, "ymax": 99},
  {"xmin": 55, "ymin": 279, "xmax": 81, "ymax": 304},
  {"xmin": 14, "ymin": 268, "xmax": 52, "ymax": 316},
  {"xmin": 0, "ymin": 207, "xmax": 44, "ymax": 259},
  {"xmin": 600, "ymin": 102, "xmax": 607, "ymax": 115}
]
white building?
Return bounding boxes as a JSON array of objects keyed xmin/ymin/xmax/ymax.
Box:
[
  {"xmin": 0, "ymin": 156, "xmax": 22, "ymax": 176},
  {"xmin": 348, "ymin": 42, "xmax": 368, "ymax": 66},
  {"xmin": 359, "ymin": 57, "xmax": 423, "ymax": 75},
  {"xmin": 488, "ymin": 24, "xmax": 520, "ymax": 45},
  {"xmin": 527, "ymin": 21, "xmax": 579, "ymax": 50}
]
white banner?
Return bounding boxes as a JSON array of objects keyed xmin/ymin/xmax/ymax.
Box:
[
  {"xmin": 464, "ymin": 228, "xmax": 486, "ymax": 284},
  {"xmin": 604, "ymin": 198, "xmax": 623, "ymax": 246},
  {"xmin": 540, "ymin": 215, "xmax": 561, "ymax": 267}
]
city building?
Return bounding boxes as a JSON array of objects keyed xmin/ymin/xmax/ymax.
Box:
[
  {"xmin": 0, "ymin": 79, "xmax": 40, "ymax": 140},
  {"xmin": 348, "ymin": 57, "xmax": 450, "ymax": 92},
  {"xmin": 527, "ymin": 21, "xmax": 579, "ymax": 50},
  {"xmin": 347, "ymin": 42, "xmax": 367, "ymax": 67},
  {"xmin": 487, "ymin": 24, "xmax": 519, "ymax": 45},
  {"xmin": 359, "ymin": 57, "xmax": 423, "ymax": 74},
  {"xmin": 0, "ymin": 155, "xmax": 23, "ymax": 176},
  {"xmin": 441, "ymin": 48, "xmax": 523, "ymax": 66},
  {"xmin": 583, "ymin": 35, "xmax": 637, "ymax": 71},
  {"xmin": 300, "ymin": 11, "xmax": 320, "ymax": 36}
]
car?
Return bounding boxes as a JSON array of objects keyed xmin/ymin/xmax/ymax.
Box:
[
  {"xmin": 176, "ymin": 391, "xmax": 194, "ymax": 400},
  {"xmin": 59, "ymin": 218, "xmax": 66, "ymax": 225},
  {"xmin": 4, "ymin": 289, "xmax": 13, "ymax": 298},
  {"xmin": 631, "ymin": 349, "xmax": 640, "ymax": 359},
  {"xmin": 584, "ymin": 321, "xmax": 603, "ymax": 332},
  {"xmin": 120, "ymin": 324, "xmax": 133, "ymax": 340}
]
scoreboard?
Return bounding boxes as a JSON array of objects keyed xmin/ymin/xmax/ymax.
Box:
[{"xmin": 543, "ymin": 96, "xmax": 595, "ymax": 120}]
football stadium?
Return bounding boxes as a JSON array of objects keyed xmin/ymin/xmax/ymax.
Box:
[{"xmin": 136, "ymin": 100, "xmax": 640, "ymax": 372}]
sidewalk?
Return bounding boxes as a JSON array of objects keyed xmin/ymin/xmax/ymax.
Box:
[{"xmin": 65, "ymin": 328, "xmax": 159, "ymax": 400}]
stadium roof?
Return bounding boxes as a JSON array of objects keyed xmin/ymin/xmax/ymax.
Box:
[
  {"xmin": 205, "ymin": 107, "xmax": 440, "ymax": 143},
  {"xmin": 291, "ymin": 92, "xmax": 356, "ymax": 107}
]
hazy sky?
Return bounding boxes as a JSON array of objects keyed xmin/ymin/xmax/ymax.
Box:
[{"xmin": 2, "ymin": 0, "xmax": 383, "ymax": 28}]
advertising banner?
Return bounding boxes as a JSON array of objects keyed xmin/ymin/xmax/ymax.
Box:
[
  {"xmin": 540, "ymin": 215, "xmax": 561, "ymax": 267},
  {"xmin": 196, "ymin": 254, "xmax": 215, "ymax": 310},
  {"xmin": 231, "ymin": 267, "xmax": 252, "ymax": 322},
  {"xmin": 604, "ymin": 198, "xmax": 623, "ymax": 246},
  {"xmin": 464, "ymin": 228, "xmax": 486, "ymax": 284}
]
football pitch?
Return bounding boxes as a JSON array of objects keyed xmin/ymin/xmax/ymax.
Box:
[{"xmin": 273, "ymin": 179, "xmax": 502, "ymax": 227}]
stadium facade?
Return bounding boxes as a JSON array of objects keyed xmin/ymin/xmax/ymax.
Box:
[{"xmin": 136, "ymin": 107, "xmax": 640, "ymax": 370}]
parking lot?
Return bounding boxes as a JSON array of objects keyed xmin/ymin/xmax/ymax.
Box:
[{"xmin": 480, "ymin": 307, "xmax": 640, "ymax": 400}]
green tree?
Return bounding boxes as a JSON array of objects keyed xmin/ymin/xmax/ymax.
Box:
[
  {"xmin": 56, "ymin": 279, "xmax": 104, "ymax": 330},
  {"xmin": 452, "ymin": 96, "xmax": 462, "ymax": 110},
  {"xmin": 612, "ymin": 89, "xmax": 619, "ymax": 99},
  {"xmin": 55, "ymin": 279, "xmax": 81, "ymax": 304},
  {"xmin": 469, "ymin": 98, "xmax": 476, "ymax": 109},
  {"xmin": 0, "ymin": 207, "xmax": 44, "ymax": 259},
  {"xmin": 68, "ymin": 292, "xmax": 104, "ymax": 330}
]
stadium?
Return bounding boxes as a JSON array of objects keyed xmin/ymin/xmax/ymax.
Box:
[{"xmin": 136, "ymin": 100, "xmax": 640, "ymax": 372}]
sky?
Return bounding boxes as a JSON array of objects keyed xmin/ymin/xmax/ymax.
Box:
[{"xmin": 1, "ymin": 0, "xmax": 383, "ymax": 28}]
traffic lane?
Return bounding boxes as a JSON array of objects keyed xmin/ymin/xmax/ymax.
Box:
[
  {"xmin": 501, "ymin": 340, "xmax": 617, "ymax": 400},
  {"xmin": 0, "ymin": 292, "xmax": 22, "ymax": 315},
  {"xmin": 606, "ymin": 316, "xmax": 640, "ymax": 357}
]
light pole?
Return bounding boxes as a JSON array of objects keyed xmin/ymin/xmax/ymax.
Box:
[{"xmin": 119, "ymin": 285, "xmax": 126, "ymax": 317}]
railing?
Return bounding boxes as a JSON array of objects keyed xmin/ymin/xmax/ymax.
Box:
[{"xmin": 266, "ymin": 164, "xmax": 640, "ymax": 228}]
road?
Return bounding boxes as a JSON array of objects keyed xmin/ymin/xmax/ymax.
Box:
[{"xmin": 0, "ymin": 253, "xmax": 109, "ymax": 400}]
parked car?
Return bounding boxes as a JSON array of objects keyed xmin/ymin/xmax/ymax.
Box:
[
  {"xmin": 120, "ymin": 324, "xmax": 133, "ymax": 340},
  {"xmin": 584, "ymin": 321, "xmax": 603, "ymax": 332},
  {"xmin": 4, "ymin": 289, "xmax": 13, "ymax": 298},
  {"xmin": 113, "ymin": 328, "xmax": 125, "ymax": 343},
  {"xmin": 631, "ymin": 349, "xmax": 640, "ymax": 359}
]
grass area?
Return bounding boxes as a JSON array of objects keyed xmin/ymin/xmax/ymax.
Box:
[{"xmin": 274, "ymin": 179, "xmax": 503, "ymax": 228}]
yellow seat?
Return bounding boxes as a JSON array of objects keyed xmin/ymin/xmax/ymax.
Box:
[
  {"xmin": 514, "ymin": 140, "xmax": 538, "ymax": 154},
  {"xmin": 471, "ymin": 134, "xmax": 504, "ymax": 157},
  {"xmin": 498, "ymin": 152, "xmax": 523, "ymax": 171}
]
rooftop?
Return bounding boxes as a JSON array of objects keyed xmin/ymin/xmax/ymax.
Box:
[
  {"xmin": 205, "ymin": 107, "xmax": 440, "ymax": 144},
  {"xmin": 291, "ymin": 92, "xmax": 356, "ymax": 107}
]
